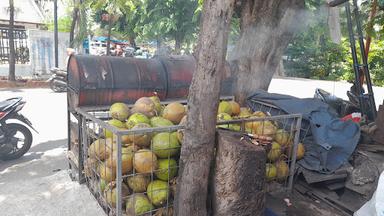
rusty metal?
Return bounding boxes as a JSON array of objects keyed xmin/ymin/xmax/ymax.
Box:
[{"xmin": 67, "ymin": 55, "xmax": 233, "ymax": 107}]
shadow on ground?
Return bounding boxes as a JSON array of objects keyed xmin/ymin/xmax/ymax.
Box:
[
  {"xmin": 0, "ymin": 88, "xmax": 24, "ymax": 92},
  {"xmin": 0, "ymin": 138, "xmax": 68, "ymax": 182}
]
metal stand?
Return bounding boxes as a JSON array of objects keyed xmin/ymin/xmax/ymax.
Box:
[{"xmin": 344, "ymin": 0, "xmax": 377, "ymax": 120}]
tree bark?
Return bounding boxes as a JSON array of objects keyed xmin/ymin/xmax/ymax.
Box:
[
  {"xmin": 106, "ymin": 19, "xmax": 112, "ymax": 56},
  {"xmin": 69, "ymin": 0, "xmax": 79, "ymax": 48},
  {"xmin": 212, "ymin": 130, "xmax": 266, "ymax": 216},
  {"xmin": 229, "ymin": 0, "xmax": 305, "ymax": 105},
  {"xmin": 8, "ymin": 0, "xmax": 16, "ymax": 81},
  {"xmin": 174, "ymin": 33, "xmax": 184, "ymax": 54},
  {"xmin": 174, "ymin": 0, "xmax": 236, "ymax": 215}
]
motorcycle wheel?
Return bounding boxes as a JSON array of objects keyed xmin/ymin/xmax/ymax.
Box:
[
  {"xmin": 0, "ymin": 123, "xmax": 33, "ymax": 160},
  {"xmin": 50, "ymin": 79, "xmax": 66, "ymax": 92}
]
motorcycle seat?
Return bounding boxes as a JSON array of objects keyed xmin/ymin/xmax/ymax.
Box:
[{"xmin": 0, "ymin": 98, "xmax": 21, "ymax": 111}]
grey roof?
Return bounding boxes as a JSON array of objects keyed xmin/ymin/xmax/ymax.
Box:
[{"xmin": 0, "ymin": 0, "xmax": 45, "ymax": 24}]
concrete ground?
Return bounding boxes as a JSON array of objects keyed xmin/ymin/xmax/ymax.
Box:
[
  {"xmin": 0, "ymin": 88, "xmax": 104, "ymax": 216},
  {"xmin": 0, "ymin": 78, "xmax": 383, "ymax": 216}
]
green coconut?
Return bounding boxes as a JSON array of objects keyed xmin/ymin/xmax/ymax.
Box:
[
  {"xmin": 155, "ymin": 158, "xmax": 178, "ymax": 181},
  {"xmin": 126, "ymin": 194, "xmax": 154, "ymax": 215},
  {"xmin": 151, "ymin": 132, "xmax": 181, "ymax": 158},
  {"xmin": 150, "ymin": 117, "xmax": 174, "ymax": 127},
  {"xmin": 109, "ymin": 102, "xmax": 130, "ymax": 121},
  {"xmin": 126, "ymin": 113, "xmax": 150, "ymax": 129},
  {"xmin": 218, "ymin": 101, "xmax": 232, "ymax": 115},
  {"xmin": 147, "ymin": 180, "xmax": 169, "ymax": 207}
]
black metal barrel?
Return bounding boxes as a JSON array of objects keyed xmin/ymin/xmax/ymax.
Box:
[{"xmin": 67, "ymin": 55, "xmax": 233, "ymax": 108}]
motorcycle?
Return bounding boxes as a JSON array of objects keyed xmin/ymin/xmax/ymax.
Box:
[
  {"xmin": 314, "ymin": 88, "xmax": 360, "ymax": 118},
  {"xmin": 47, "ymin": 67, "xmax": 67, "ymax": 92},
  {"xmin": 0, "ymin": 97, "xmax": 37, "ymax": 160}
]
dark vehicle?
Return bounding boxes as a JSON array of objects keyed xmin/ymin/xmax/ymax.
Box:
[
  {"xmin": 314, "ymin": 88, "xmax": 360, "ymax": 117},
  {"xmin": 0, "ymin": 97, "xmax": 37, "ymax": 160},
  {"xmin": 48, "ymin": 67, "xmax": 67, "ymax": 92}
]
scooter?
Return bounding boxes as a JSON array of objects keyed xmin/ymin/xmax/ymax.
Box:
[
  {"xmin": 314, "ymin": 88, "xmax": 361, "ymax": 118},
  {"xmin": 47, "ymin": 67, "xmax": 67, "ymax": 92},
  {"xmin": 0, "ymin": 97, "xmax": 37, "ymax": 160}
]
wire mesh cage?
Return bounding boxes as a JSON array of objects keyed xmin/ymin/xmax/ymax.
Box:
[
  {"xmin": 73, "ymin": 98, "xmax": 303, "ymax": 216},
  {"xmin": 247, "ymin": 99, "xmax": 311, "ymax": 144},
  {"xmin": 216, "ymin": 111, "xmax": 303, "ymax": 194},
  {"xmin": 77, "ymin": 105, "xmax": 183, "ymax": 216}
]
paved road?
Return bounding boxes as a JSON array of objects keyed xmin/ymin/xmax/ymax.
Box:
[
  {"xmin": 0, "ymin": 88, "xmax": 104, "ymax": 216},
  {"xmin": 0, "ymin": 78, "xmax": 382, "ymax": 216}
]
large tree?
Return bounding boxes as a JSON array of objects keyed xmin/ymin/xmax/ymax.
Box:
[
  {"xmin": 8, "ymin": 0, "xmax": 15, "ymax": 81},
  {"xmin": 229, "ymin": 0, "xmax": 306, "ymax": 104},
  {"xmin": 175, "ymin": 0, "xmax": 236, "ymax": 215}
]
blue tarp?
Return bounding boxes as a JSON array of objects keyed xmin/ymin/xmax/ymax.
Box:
[{"xmin": 247, "ymin": 90, "xmax": 360, "ymax": 174}]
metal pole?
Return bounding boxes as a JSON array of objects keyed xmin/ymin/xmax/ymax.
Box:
[
  {"xmin": 8, "ymin": 0, "xmax": 16, "ymax": 81},
  {"xmin": 345, "ymin": 2, "xmax": 366, "ymax": 117},
  {"xmin": 352, "ymin": 0, "xmax": 377, "ymax": 119},
  {"xmin": 54, "ymin": 0, "xmax": 59, "ymax": 67},
  {"xmin": 116, "ymin": 134, "xmax": 122, "ymax": 216},
  {"xmin": 288, "ymin": 116, "xmax": 302, "ymax": 193}
]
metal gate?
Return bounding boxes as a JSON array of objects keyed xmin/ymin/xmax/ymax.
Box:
[{"xmin": 0, "ymin": 28, "xmax": 30, "ymax": 64}]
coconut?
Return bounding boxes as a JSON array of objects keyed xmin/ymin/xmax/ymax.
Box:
[
  {"xmin": 155, "ymin": 158, "xmax": 178, "ymax": 181},
  {"xmin": 104, "ymin": 119, "xmax": 126, "ymax": 138},
  {"xmin": 150, "ymin": 95, "xmax": 163, "ymax": 115},
  {"xmin": 267, "ymin": 142, "xmax": 282, "ymax": 162},
  {"xmin": 100, "ymin": 179, "xmax": 107, "ymax": 192},
  {"xmin": 229, "ymin": 101, "xmax": 240, "ymax": 116},
  {"xmin": 147, "ymin": 180, "xmax": 169, "ymax": 207},
  {"xmin": 126, "ymin": 194, "xmax": 154, "ymax": 216},
  {"xmin": 127, "ymin": 175, "xmax": 151, "ymax": 193},
  {"xmin": 126, "ymin": 123, "xmax": 152, "ymax": 148},
  {"xmin": 296, "ymin": 143, "xmax": 305, "ymax": 160},
  {"xmin": 132, "ymin": 97, "xmax": 157, "ymax": 118},
  {"xmin": 239, "ymin": 107, "xmax": 252, "ymax": 118},
  {"xmin": 162, "ymin": 102, "xmax": 186, "ymax": 124},
  {"xmin": 104, "ymin": 182, "xmax": 130, "ymax": 207},
  {"xmin": 150, "ymin": 117, "xmax": 174, "ymax": 127},
  {"xmin": 276, "ymin": 160, "xmax": 289, "ymax": 181},
  {"xmin": 99, "ymin": 163, "xmax": 116, "ymax": 182},
  {"xmin": 155, "ymin": 207, "xmax": 174, "ymax": 216},
  {"xmin": 84, "ymin": 157, "xmax": 97, "ymax": 177},
  {"xmin": 274, "ymin": 129, "xmax": 291, "ymax": 146},
  {"xmin": 105, "ymin": 145, "xmax": 137, "ymax": 174},
  {"xmin": 133, "ymin": 149, "xmax": 158, "ymax": 174},
  {"xmin": 266, "ymin": 163, "xmax": 277, "ymax": 182},
  {"xmin": 126, "ymin": 113, "xmax": 150, "ymax": 129},
  {"xmin": 217, "ymin": 113, "xmax": 233, "ymax": 129},
  {"xmin": 255, "ymin": 121, "xmax": 277, "ymax": 136},
  {"xmin": 151, "ymin": 132, "xmax": 181, "ymax": 158},
  {"xmin": 88, "ymin": 138, "xmax": 115, "ymax": 161},
  {"xmin": 176, "ymin": 115, "xmax": 187, "ymax": 143},
  {"xmin": 109, "ymin": 102, "xmax": 130, "ymax": 121},
  {"xmin": 218, "ymin": 101, "xmax": 232, "ymax": 115}
]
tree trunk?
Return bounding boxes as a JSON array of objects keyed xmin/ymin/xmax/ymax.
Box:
[
  {"xmin": 128, "ymin": 36, "xmax": 136, "ymax": 49},
  {"xmin": 229, "ymin": 0, "xmax": 305, "ymax": 105},
  {"xmin": 174, "ymin": 0, "xmax": 236, "ymax": 215},
  {"xmin": 69, "ymin": 0, "xmax": 79, "ymax": 48},
  {"xmin": 174, "ymin": 34, "xmax": 183, "ymax": 54},
  {"xmin": 8, "ymin": 0, "xmax": 15, "ymax": 81},
  {"xmin": 212, "ymin": 130, "xmax": 266, "ymax": 216},
  {"xmin": 106, "ymin": 19, "xmax": 112, "ymax": 56}
]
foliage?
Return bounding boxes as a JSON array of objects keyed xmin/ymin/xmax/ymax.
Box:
[
  {"xmin": 88, "ymin": 0, "xmax": 200, "ymax": 52},
  {"xmin": 284, "ymin": 1, "xmax": 384, "ymax": 86},
  {"xmin": 46, "ymin": 16, "xmax": 72, "ymax": 32}
]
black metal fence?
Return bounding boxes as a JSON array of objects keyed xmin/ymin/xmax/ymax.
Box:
[{"xmin": 0, "ymin": 27, "xmax": 30, "ymax": 64}]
